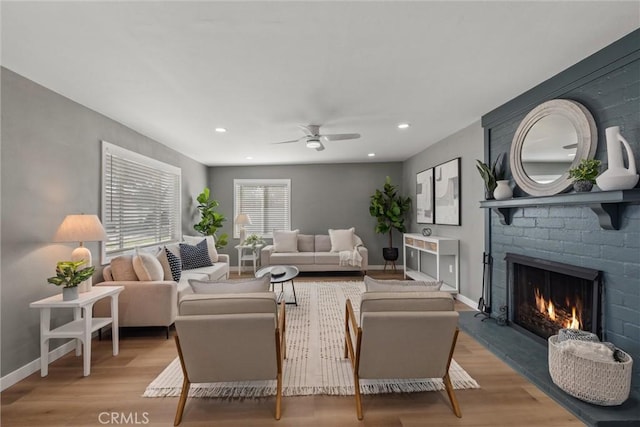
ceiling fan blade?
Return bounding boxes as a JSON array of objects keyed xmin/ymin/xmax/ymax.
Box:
[
  {"xmin": 315, "ymin": 142, "xmax": 325, "ymax": 152},
  {"xmin": 271, "ymin": 139, "xmax": 302, "ymax": 145},
  {"xmin": 299, "ymin": 124, "xmax": 320, "ymax": 136},
  {"xmin": 563, "ymin": 143, "xmax": 578, "ymax": 149},
  {"xmin": 322, "ymin": 133, "xmax": 361, "ymax": 141}
]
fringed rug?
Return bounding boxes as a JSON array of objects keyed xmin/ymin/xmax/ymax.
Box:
[{"xmin": 143, "ymin": 281, "xmax": 479, "ymax": 398}]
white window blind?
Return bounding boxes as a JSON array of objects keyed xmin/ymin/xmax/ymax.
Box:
[
  {"xmin": 101, "ymin": 141, "xmax": 181, "ymax": 262},
  {"xmin": 234, "ymin": 179, "xmax": 291, "ymax": 238}
]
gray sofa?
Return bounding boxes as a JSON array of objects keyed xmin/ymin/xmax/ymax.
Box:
[{"xmin": 261, "ymin": 233, "xmax": 368, "ymax": 273}]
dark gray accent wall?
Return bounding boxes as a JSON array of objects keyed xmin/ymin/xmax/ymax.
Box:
[
  {"xmin": 208, "ymin": 163, "xmax": 404, "ymax": 266},
  {"xmin": 0, "ymin": 68, "xmax": 208, "ymax": 377},
  {"xmin": 481, "ymin": 30, "xmax": 640, "ymax": 390},
  {"xmin": 402, "ymin": 122, "xmax": 485, "ymax": 303}
]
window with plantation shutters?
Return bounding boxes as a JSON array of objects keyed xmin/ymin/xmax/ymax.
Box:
[
  {"xmin": 101, "ymin": 141, "xmax": 181, "ymax": 262},
  {"xmin": 234, "ymin": 179, "xmax": 291, "ymax": 239}
]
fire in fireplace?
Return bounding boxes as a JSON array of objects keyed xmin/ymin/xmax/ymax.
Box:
[{"xmin": 505, "ymin": 253, "xmax": 602, "ymax": 342}]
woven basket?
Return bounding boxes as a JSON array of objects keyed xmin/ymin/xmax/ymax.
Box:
[{"xmin": 548, "ymin": 335, "xmax": 633, "ymax": 406}]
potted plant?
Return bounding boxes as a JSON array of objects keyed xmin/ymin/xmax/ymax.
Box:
[
  {"xmin": 47, "ymin": 260, "xmax": 95, "ymax": 301},
  {"xmin": 476, "ymin": 153, "xmax": 506, "ymax": 199},
  {"xmin": 569, "ymin": 159, "xmax": 601, "ymax": 192},
  {"xmin": 193, "ymin": 187, "xmax": 229, "ymax": 249},
  {"xmin": 369, "ymin": 176, "xmax": 411, "ymax": 263},
  {"xmin": 242, "ymin": 233, "xmax": 266, "ymax": 254}
]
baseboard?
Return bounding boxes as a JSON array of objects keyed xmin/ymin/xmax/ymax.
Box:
[
  {"xmin": 455, "ymin": 293, "xmax": 479, "ymax": 310},
  {"xmin": 0, "ymin": 341, "xmax": 77, "ymax": 391}
]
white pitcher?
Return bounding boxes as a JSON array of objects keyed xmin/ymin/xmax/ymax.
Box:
[{"xmin": 596, "ymin": 126, "xmax": 639, "ymax": 191}]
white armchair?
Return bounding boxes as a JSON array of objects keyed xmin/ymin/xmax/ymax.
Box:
[{"xmin": 344, "ymin": 291, "xmax": 461, "ymax": 420}]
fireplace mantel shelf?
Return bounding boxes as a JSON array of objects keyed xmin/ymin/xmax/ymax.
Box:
[{"xmin": 479, "ymin": 189, "xmax": 640, "ymax": 230}]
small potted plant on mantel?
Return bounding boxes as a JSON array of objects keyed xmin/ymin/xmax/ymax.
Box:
[
  {"xmin": 476, "ymin": 153, "xmax": 506, "ymax": 200},
  {"xmin": 568, "ymin": 159, "xmax": 601, "ymax": 192},
  {"xmin": 47, "ymin": 260, "xmax": 95, "ymax": 301}
]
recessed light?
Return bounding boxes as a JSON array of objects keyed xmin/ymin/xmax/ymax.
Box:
[
  {"xmin": 368, "ymin": 153, "xmax": 376, "ymax": 157},
  {"xmin": 397, "ymin": 123, "xmax": 410, "ymax": 129},
  {"xmin": 245, "ymin": 156, "xmax": 253, "ymax": 160},
  {"xmin": 215, "ymin": 127, "xmax": 227, "ymax": 133}
]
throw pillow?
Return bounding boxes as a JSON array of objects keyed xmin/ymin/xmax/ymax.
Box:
[
  {"xmin": 132, "ymin": 252, "xmax": 164, "ymax": 281},
  {"xmin": 179, "ymin": 240, "xmax": 213, "ymax": 270},
  {"xmin": 156, "ymin": 248, "xmax": 172, "ymax": 281},
  {"xmin": 329, "ymin": 227, "xmax": 355, "ymax": 252},
  {"xmin": 364, "ymin": 275, "xmax": 443, "ymax": 292},
  {"xmin": 183, "ymin": 235, "xmax": 218, "ymax": 263},
  {"xmin": 110, "ymin": 255, "xmax": 138, "ymax": 281},
  {"xmin": 165, "ymin": 247, "xmax": 182, "ymax": 282},
  {"xmin": 189, "ymin": 275, "xmax": 271, "ymax": 294},
  {"xmin": 273, "ymin": 229, "xmax": 299, "ymax": 253}
]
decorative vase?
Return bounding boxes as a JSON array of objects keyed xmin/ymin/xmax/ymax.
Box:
[
  {"xmin": 382, "ymin": 247, "xmax": 399, "ymax": 261},
  {"xmin": 596, "ymin": 126, "xmax": 639, "ymax": 191},
  {"xmin": 573, "ymin": 180, "xmax": 593, "ymax": 192},
  {"xmin": 62, "ymin": 286, "xmax": 79, "ymax": 301},
  {"xmin": 493, "ymin": 180, "xmax": 513, "ymax": 200}
]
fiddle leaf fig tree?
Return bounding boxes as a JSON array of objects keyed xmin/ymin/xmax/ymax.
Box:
[
  {"xmin": 193, "ymin": 187, "xmax": 228, "ymax": 249},
  {"xmin": 369, "ymin": 176, "xmax": 412, "ymax": 249}
]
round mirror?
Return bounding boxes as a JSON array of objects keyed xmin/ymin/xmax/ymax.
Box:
[{"xmin": 510, "ymin": 99, "xmax": 597, "ymax": 196}]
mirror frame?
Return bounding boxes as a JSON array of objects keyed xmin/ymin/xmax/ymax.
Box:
[{"xmin": 510, "ymin": 99, "xmax": 597, "ymax": 197}]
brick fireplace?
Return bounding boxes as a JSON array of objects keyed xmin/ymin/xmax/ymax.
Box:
[{"xmin": 481, "ymin": 31, "xmax": 639, "ymax": 395}]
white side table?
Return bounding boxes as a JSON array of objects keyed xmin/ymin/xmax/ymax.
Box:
[
  {"xmin": 235, "ymin": 244, "xmax": 264, "ymax": 276},
  {"xmin": 29, "ymin": 285, "xmax": 124, "ymax": 377}
]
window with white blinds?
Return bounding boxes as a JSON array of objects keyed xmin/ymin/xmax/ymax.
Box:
[
  {"xmin": 233, "ymin": 179, "xmax": 291, "ymax": 238},
  {"xmin": 101, "ymin": 141, "xmax": 181, "ymax": 262}
]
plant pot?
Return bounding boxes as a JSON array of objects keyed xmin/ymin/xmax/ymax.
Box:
[
  {"xmin": 573, "ymin": 180, "xmax": 594, "ymax": 192},
  {"xmin": 62, "ymin": 286, "xmax": 79, "ymax": 301},
  {"xmin": 382, "ymin": 247, "xmax": 399, "ymax": 261}
]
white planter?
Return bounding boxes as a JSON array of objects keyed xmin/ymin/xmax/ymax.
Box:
[
  {"xmin": 62, "ymin": 286, "xmax": 79, "ymax": 301},
  {"xmin": 493, "ymin": 180, "xmax": 513, "ymax": 200}
]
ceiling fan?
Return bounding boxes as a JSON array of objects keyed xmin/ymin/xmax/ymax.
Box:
[{"xmin": 271, "ymin": 125, "xmax": 360, "ymax": 151}]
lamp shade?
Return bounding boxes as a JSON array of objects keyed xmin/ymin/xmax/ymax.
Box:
[
  {"xmin": 235, "ymin": 213, "xmax": 252, "ymax": 225},
  {"xmin": 53, "ymin": 214, "xmax": 107, "ymax": 244}
]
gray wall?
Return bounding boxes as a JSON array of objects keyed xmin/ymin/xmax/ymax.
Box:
[
  {"xmin": 208, "ymin": 163, "xmax": 404, "ymax": 266},
  {"xmin": 483, "ymin": 31, "xmax": 640, "ymax": 389},
  {"xmin": 402, "ymin": 122, "xmax": 485, "ymax": 303},
  {"xmin": 0, "ymin": 68, "xmax": 208, "ymax": 377}
]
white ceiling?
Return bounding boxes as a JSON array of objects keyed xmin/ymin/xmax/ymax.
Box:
[{"xmin": 2, "ymin": 1, "xmax": 639, "ymax": 166}]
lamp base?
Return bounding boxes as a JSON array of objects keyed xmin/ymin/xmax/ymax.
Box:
[
  {"xmin": 239, "ymin": 228, "xmax": 247, "ymax": 245},
  {"xmin": 71, "ymin": 246, "xmax": 93, "ymax": 293}
]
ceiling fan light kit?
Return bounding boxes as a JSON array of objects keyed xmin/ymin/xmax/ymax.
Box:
[{"xmin": 306, "ymin": 139, "xmax": 322, "ymax": 149}]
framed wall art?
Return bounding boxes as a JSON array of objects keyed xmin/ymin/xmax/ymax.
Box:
[
  {"xmin": 416, "ymin": 168, "xmax": 434, "ymax": 224},
  {"xmin": 434, "ymin": 157, "xmax": 461, "ymax": 225}
]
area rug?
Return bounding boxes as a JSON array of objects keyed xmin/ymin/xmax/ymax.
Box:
[{"xmin": 143, "ymin": 281, "xmax": 479, "ymax": 398}]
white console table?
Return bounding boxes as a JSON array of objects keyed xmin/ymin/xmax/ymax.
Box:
[
  {"xmin": 29, "ymin": 285, "xmax": 123, "ymax": 377},
  {"xmin": 402, "ymin": 233, "xmax": 459, "ymax": 293}
]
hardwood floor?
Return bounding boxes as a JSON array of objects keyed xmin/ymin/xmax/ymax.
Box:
[{"xmin": 1, "ymin": 271, "xmax": 582, "ymax": 426}]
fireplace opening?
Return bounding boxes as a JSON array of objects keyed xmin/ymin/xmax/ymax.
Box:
[{"xmin": 505, "ymin": 253, "xmax": 602, "ymax": 343}]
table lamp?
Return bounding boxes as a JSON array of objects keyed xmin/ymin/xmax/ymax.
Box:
[
  {"xmin": 235, "ymin": 213, "xmax": 252, "ymax": 244},
  {"xmin": 54, "ymin": 214, "xmax": 107, "ymax": 293}
]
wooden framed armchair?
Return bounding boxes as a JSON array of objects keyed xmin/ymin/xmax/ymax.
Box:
[
  {"xmin": 344, "ymin": 291, "xmax": 461, "ymax": 420},
  {"xmin": 173, "ymin": 292, "xmax": 286, "ymax": 425}
]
